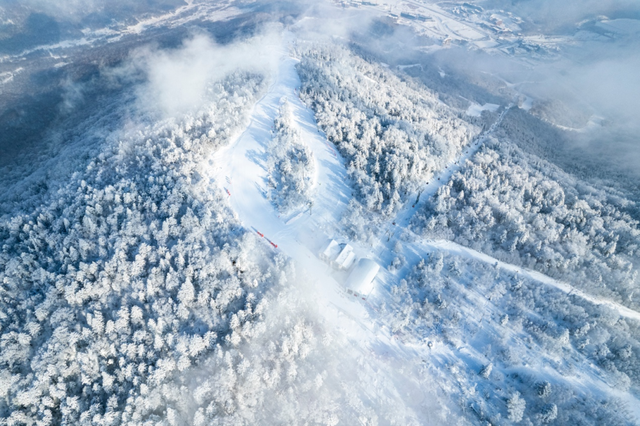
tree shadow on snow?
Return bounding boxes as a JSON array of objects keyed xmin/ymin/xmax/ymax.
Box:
[{"xmin": 245, "ymin": 148, "xmax": 268, "ymax": 172}]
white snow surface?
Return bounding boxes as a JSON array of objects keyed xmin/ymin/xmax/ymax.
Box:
[
  {"xmin": 345, "ymin": 258, "xmax": 380, "ymax": 296},
  {"xmin": 465, "ymin": 102, "xmax": 500, "ymax": 117},
  {"xmin": 208, "ymin": 37, "xmax": 448, "ymax": 421}
]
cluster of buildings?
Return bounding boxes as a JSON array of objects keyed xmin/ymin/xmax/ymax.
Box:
[{"xmin": 321, "ymin": 240, "xmax": 380, "ymax": 301}]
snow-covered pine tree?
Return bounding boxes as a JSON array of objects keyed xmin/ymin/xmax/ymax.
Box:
[{"xmin": 266, "ymin": 99, "xmax": 315, "ymax": 214}]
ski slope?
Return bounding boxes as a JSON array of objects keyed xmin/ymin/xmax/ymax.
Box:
[
  {"xmin": 207, "ymin": 34, "xmax": 640, "ymax": 421},
  {"xmin": 207, "ymin": 35, "xmax": 450, "ymax": 421},
  {"xmin": 207, "ymin": 35, "xmax": 376, "ymax": 341},
  {"xmin": 208, "ymin": 42, "xmax": 355, "ymax": 300}
]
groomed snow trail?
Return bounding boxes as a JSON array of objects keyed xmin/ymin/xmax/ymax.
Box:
[
  {"xmin": 208, "ymin": 40, "xmax": 356, "ymax": 305},
  {"xmin": 205, "ymin": 34, "xmax": 393, "ymax": 359},
  {"xmin": 210, "ymin": 51, "xmax": 351, "ymax": 303},
  {"xmin": 208, "ymin": 34, "xmax": 448, "ymax": 421},
  {"xmin": 422, "ymin": 239, "xmax": 640, "ymax": 322}
]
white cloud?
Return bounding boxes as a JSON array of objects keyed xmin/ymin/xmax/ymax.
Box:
[
  {"xmin": 16, "ymin": 0, "xmax": 185, "ymax": 21},
  {"xmin": 131, "ymin": 27, "xmax": 282, "ymax": 118}
]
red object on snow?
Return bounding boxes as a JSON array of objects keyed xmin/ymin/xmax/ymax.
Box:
[
  {"xmin": 224, "ymin": 188, "xmax": 231, "ymax": 196},
  {"xmin": 265, "ymin": 237, "xmax": 278, "ymax": 248},
  {"xmin": 256, "ymin": 231, "xmax": 264, "ymax": 237}
]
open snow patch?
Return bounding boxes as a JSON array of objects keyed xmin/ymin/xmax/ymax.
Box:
[{"xmin": 465, "ymin": 102, "xmax": 500, "ymax": 117}]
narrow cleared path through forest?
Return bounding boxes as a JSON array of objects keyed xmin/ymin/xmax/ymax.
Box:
[
  {"xmin": 374, "ymin": 100, "xmax": 640, "ymax": 322},
  {"xmin": 390, "ymin": 104, "xmax": 513, "ymax": 232}
]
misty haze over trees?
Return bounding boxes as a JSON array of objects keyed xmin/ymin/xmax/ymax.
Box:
[{"xmin": 1, "ymin": 0, "xmax": 640, "ymax": 424}]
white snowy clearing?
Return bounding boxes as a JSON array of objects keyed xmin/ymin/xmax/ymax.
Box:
[
  {"xmin": 208, "ymin": 33, "xmax": 640, "ymax": 422},
  {"xmin": 208, "ymin": 35, "xmax": 448, "ymax": 422},
  {"xmin": 465, "ymin": 102, "xmax": 500, "ymax": 117},
  {"xmin": 208, "ymin": 35, "xmax": 370, "ymax": 333}
]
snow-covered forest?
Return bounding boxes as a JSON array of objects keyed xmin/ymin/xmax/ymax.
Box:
[
  {"xmin": 0, "ymin": 38, "xmax": 447, "ymax": 426},
  {"xmin": 160, "ymin": 264, "xmax": 436, "ymax": 425},
  {"xmin": 411, "ymin": 138, "xmax": 640, "ymax": 310},
  {"xmin": 383, "ymin": 250, "xmax": 639, "ymax": 424},
  {"xmin": 296, "ymin": 44, "xmax": 480, "ymax": 216},
  {"xmin": 0, "ymin": 72, "xmax": 273, "ymax": 424},
  {"xmin": 266, "ymin": 100, "xmax": 315, "ymax": 214},
  {"xmin": 2, "ymin": 0, "xmax": 640, "ymax": 423}
]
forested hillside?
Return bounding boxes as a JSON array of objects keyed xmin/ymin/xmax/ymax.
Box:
[
  {"xmin": 0, "ymin": 73, "xmax": 273, "ymax": 424},
  {"xmin": 296, "ymin": 44, "xmax": 480, "ymax": 216},
  {"xmin": 2, "ymin": 2, "xmax": 640, "ymax": 423},
  {"xmin": 412, "ymin": 138, "xmax": 640, "ymax": 309},
  {"xmin": 266, "ymin": 100, "xmax": 314, "ymax": 214},
  {"xmin": 384, "ymin": 250, "xmax": 639, "ymax": 424}
]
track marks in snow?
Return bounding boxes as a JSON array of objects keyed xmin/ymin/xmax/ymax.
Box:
[
  {"xmin": 383, "ymin": 102, "xmax": 640, "ymax": 322},
  {"xmin": 424, "ymin": 239, "xmax": 640, "ymax": 322}
]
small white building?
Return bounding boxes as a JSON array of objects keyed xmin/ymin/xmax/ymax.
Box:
[
  {"xmin": 320, "ymin": 240, "xmax": 355, "ymax": 270},
  {"xmin": 334, "ymin": 244, "xmax": 355, "ymax": 270},
  {"xmin": 345, "ymin": 258, "xmax": 380, "ymax": 300},
  {"xmin": 321, "ymin": 240, "xmax": 340, "ymax": 262}
]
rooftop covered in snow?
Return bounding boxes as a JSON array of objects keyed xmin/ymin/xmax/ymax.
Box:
[{"xmin": 345, "ymin": 258, "xmax": 380, "ymax": 296}]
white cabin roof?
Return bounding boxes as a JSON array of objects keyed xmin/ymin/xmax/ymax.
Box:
[
  {"xmin": 321, "ymin": 240, "xmax": 341, "ymax": 261},
  {"xmin": 345, "ymin": 258, "xmax": 379, "ymax": 295},
  {"xmin": 335, "ymin": 244, "xmax": 355, "ymax": 269}
]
